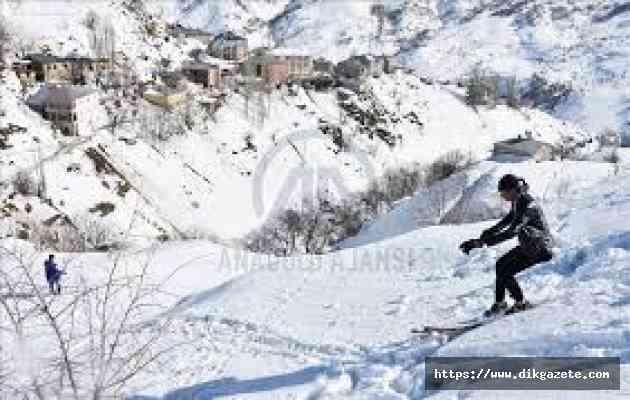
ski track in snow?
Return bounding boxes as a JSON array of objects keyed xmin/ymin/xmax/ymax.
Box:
[{"xmin": 128, "ymin": 170, "xmax": 630, "ymax": 399}]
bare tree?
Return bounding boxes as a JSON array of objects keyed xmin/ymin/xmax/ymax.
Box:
[
  {"xmin": 0, "ymin": 17, "xmax": 8, "ymax": 65},
  {"xmin": 85, "ymin": 12, "xmax": 116, "ymax": 61},
  {"xmin": 427, "ymin": 184, "xmax": 450, "ymax": 223},
  {"xmin": 0, "ymin": 219, "xmax": 190, "ymax": 398},
  {"xmin": 505, "ymin": 76, "xmax": 520, "ymax": 108},
  {"xmin": 256, "ymin": 91, "xmax": 266, "ymax": 128},
  {"xmin": 12, "ymin": 170, "xmax": 38, "ymax": 196}
]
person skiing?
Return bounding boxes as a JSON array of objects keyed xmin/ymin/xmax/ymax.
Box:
[
  {"xmin": 44, "ymin": 254, "xmax": 64, "ymax": 294},
  {"xmin": 459, "ymin": 174, "xmax": 553, "ymax": 317}
]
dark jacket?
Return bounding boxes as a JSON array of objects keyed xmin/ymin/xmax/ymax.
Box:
[
  {"xmin": 480, "ymin": 189, "xmax": 553, "ymax": 255},
  {"xmin": 45, "ymin": 260, "xmax": 61, "ymax": 282}
]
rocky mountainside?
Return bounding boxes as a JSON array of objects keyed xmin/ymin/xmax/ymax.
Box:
[{"xmin": 154, "ymin": 0, "xmax": 630, "ymax": 139}]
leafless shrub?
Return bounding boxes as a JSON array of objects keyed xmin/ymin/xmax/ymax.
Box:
[
  {"xmin": 0, "ymin": 243, "xmax": 185, "ymax": 399},
  {"xmin": 245, "ymin": 149, "xmax": 476, "ymax": 255},
  {"xmin": 465, "ymin": 65, "xmax": 497, "ymax": 106},
  {"xmin": 183, "ymin": 226, "xmax": 221, "ymax": 242},
  {"xmin": 244, "ymin": 191, "xmax": 366, "ymax": 256},
  {"xmin": 424, "ymin": 184, "xmax": 450, "ymax": 224},
  {"xmin": 360, "ymin": 180, "xmax": 385, "ymax": 217},
  {"xmin": 603, "ymin": 146, "xmax": 620, "ymax": 164},
  {"xmin": 85, "ymin": 12, "xmax": 116, "ymax": 59},
  {"xmin": 12, "ymin": 171, "xmax": 37, "ymax": 196},
  {"xmin": 83, "ymin": 10, "xmax": 99, "ymax": 30},
  {"xmin": 505, "ymin": 76, "xmax": 520, "ymax": 108},
  {"xmin": 76, "ymin": 215, "xmax": 119, "ymax": 251},
  {"xmin": 26, "ymin": 214, "xmax": 118, "ymax": 252},
  {"xmin": 137, "ymin": 98, "xmax": 199, "ymax": 142},
  {"xmin": 424, "ymin": 150, "xmax": 473, "ymax": 186},
  {"xmin": 381, "ymin": 165, "xmax": 423, "ymax": 205},
  {"xmin": 0, "ymin": 17, "xmax": 8, "ymax": 65},
  {"xmin": 521, "ymin": 73, "xmax": 574, "ymax": 111}
]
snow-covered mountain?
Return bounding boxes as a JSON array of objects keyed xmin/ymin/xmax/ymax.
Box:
[
  {"xmin": 148, "ymin": 0, "xmax": 630, "ymax": 140},
  {"xmin": 2, "ymin": 1, "xmax": 630, "ymax": 398},
  {"xmin": 0, "ymin": 0, "xmax": 596, "ymax": 244}
]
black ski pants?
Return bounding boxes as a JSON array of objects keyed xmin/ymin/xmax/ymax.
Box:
[{"xmin": 495, "ymin": 246, "xmax": 552, "ymax": 303}]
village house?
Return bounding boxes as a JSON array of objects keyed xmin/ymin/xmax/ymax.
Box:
[
  {"xmin": 14, "ymin": 53, "xmax": 112, "ymax": 85},
  {"xmin": 382, "ymin": 56, "xmax": 399, "ymax": 74},
  {"xmin": 287, "ymin": 55, "xmax": 313, "ymax": 81},
  {"xmin": 335, "ymin": 55, "xmax": 386, "ymax": 80},
  {"xmin": 21, "ymin": 53, "xmax": 73, "ymax": 83},
  {"xmin": 168, "ymin": 24, "xmax": 215, "ymax": 44},
  {"xmin": 146, "ymin": 16, "xmax": 167, "ymax": 37},
  {"xmin": 241, "ymin": 48, "xmax": 289, "ymax": 86},
  {"xmin": 213, "ymin": 58, "xmax": 239, "ymax": 80},
  {"xmin": 27, "ymin": 85, "xmax": 104, "ymax": 136},
  {"xmin": 64, "ymin": 56, "xmax": 112, "ymax": 85},
  {"xmin": 599, "ymin": 129, "xmax": 622, "ymax": 147},
  {"xmin": 270, "ymin": 49, "xmax": 314, "ymax": 81},
  {"xmin": 181, "ymin": 62, "xmax": 222, "ymax": 90},
  {"xmin": 312, "ymin": 57, "xmax": 335, "ymax": 76},
  {"xmin": 493, "ymin": 134, "xmax": 555, "ymax": 162},
  {"xmin": 12, "ymin": 60, "xmax": 37, "ymax": 86},
  {"xmin": 142, "ymin": 84, "xmax": 188, "ymax": 108},
  {"xmin": 208, "ymin": 31, "xmax": 248, "ymax": 62}
]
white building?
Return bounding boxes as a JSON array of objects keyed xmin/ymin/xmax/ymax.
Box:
[{"xmin": 27, "ymin": 85, "xmax": 106, "ymax": 136}]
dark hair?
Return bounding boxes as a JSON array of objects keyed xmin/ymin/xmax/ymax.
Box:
[
  {"xmin": 48, "ymin": 254, "xmax": 54, "ymax": 259},
  {"xmin": 498, "ymin": 174, "xmax": 527, "ymax": 192}
]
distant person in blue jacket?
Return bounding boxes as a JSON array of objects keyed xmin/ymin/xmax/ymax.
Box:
[{"xmin": 44, "ymin": 254, "xmax": 64, "ymax": 294}]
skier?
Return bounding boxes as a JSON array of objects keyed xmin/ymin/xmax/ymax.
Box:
[
  {"xmin": 459, "ymin": 174, "xmax": 553, "ymax": 316},
  {"xmin": 44, "ymin": 254, "xmax": 64, "ymax": 295}
]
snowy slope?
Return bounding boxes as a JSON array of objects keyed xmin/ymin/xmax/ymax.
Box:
[
  {"xmin": 146, "ymin": 0, "xmax": 289, "ymax": 48},
  {"xmin": 152, "ymin": 0, "xmax": 630, "ymax": 142},
  {"xmin": 0, "ymin": 0, "xmax": 615, "ymax": 245},
  {"xmin": 3, "ymin": 124, "xmax": 630, "ymax": 398},
  {"xmin": 340, "ymin": 159, "xmax": 617, "ymax": 249},
  {"xmin": 117, "ymin": 161, "xmax": 630, "ymax": 399},
  {"xmin": 2, "ymin": 1, "xmax": 630, "ymax": 399},
  {"xmin": 0, "ymin": 71, "xmax": 182, "ymax": 244},
  {"xmin": 2, "ymin": 54, "xmax": 588, "ymax": 243}
]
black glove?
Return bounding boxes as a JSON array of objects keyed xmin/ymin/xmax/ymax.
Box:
[{"xmin": 459, "ymin": 239, "xmax": 482, "ymax": 255}]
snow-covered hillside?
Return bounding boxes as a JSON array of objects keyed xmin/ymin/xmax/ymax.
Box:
[
  {"xmin": 4, "ymin": 159, "xmax": 630, "ymax": 399},
  {"xmin": 148, "ymin": 0, "xmax": 630, "ymax": 141},
  {"xmin": 1, "ymin": 52, "xmax": 591, "ymax": 244},
  {"xmin": 2, "ymin": 0, "xmax": 624, "ymax": 244},
  {"xmin": 2, "ymin": 1, "xmax": 630, "ymax": 398},
  {"xmin": 340, "ymin": 159, "xmax": 618, "ymax": 249}
]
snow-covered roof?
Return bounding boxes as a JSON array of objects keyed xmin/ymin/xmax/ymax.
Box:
[
  {"xmin": 269, "ymin": 48, "xmax": 313, "ymax": 57},
  {"xmin": 181, "ymin": 62, "xmax": 220, "ymax": 71},
  {"xmin": 169, "ymin": 24, "xmax": 214, "ymax": 37},
  {"xmin": 22, "ymin": 53, "xmax": 110, "ymax": 65},
  {"xmin": 24, "ymin": 53, "xmax": 61, "ymax": 64},
  {"xmin": 195, "ymin": 55, "xmax": 238, "ymax": 70},
  {"xmin": 27, "ymin": 85, "xmax": 97, "ymax": 108},
  {"xmin": 212, "ymin": 30, "xmax": 247, "ymax": 42},
  {"xmin": 144, "ymin": 84, "xmax": 187, "ymax": 96},
  {"xmin": 494, "ymin": 138, "xmax": 554, "ymax": 156},
  {"xmin": 204, "ymin": 56, "xmax": 230, "ymax": 64}
]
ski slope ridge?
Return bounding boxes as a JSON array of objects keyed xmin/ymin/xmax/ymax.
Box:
[{"xmin": 120, "ymin": 164, "xmax": 630, "ymax": 399}]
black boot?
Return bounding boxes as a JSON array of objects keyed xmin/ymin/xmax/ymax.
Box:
[
  {"xmin": 506, "ymin": 300, "xmax": 532, "ymax": 315},
  {"xmin": 483, "ymin": 301, "xmax": 507, "ymax": 318}
]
